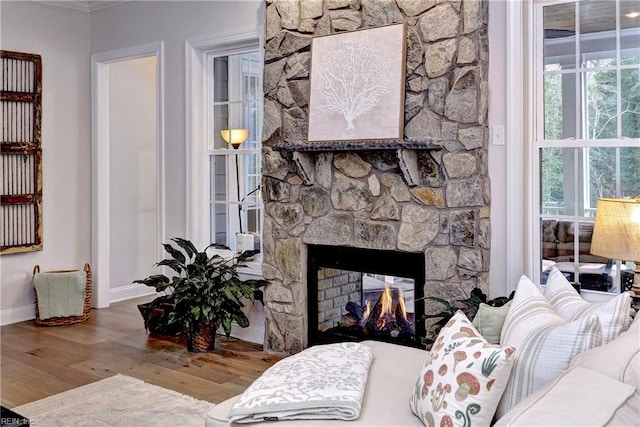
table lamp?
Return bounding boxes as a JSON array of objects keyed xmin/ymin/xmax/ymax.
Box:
[{"xmin": 590, "ymin": 197, "xmax": 640, "ymax": 295}]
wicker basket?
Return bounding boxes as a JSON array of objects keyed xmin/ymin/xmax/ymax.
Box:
[
  {"xmin": 33, "ymin": 263, "xmax": 92, "ymax": 326},
  {"xmin": 187, "ymin": 322, "xmax": 216, "ymax": 352}
]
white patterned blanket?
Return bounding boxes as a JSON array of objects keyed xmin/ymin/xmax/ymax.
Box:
[{"xmin": 228, "ymin": 342, "xmax": 373, "ymax": 424}]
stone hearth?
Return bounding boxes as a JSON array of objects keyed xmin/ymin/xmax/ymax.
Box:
[{"xmin": 261, "ymin": 0, "xmax": 490, "ymax": 355}]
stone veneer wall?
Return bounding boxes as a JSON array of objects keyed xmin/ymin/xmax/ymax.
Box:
[{"xmin": 261, "ymin": 0, "xmax": 490, "ymax": 355}]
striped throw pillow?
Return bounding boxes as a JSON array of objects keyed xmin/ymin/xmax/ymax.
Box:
[
  {"xmin": 544, "ymin": 267, "xmax": 632, "ymax": 344},
  {"xmin": 496, "ymin": 275, "xmax": 603, "ymax": 418}
]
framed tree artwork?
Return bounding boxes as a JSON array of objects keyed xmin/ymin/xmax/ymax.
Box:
[
  {"xmin": 1, "ymin": 50, "xmax": 43, "ymax": 255},
  {"xmin": 307, "ymin": 23, "xmax": 406, "ymax": 143}
]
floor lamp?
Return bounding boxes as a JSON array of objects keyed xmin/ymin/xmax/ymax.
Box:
[{"xmin": 220, "ymin": 128, "xmax": 248, "ymax": 238}]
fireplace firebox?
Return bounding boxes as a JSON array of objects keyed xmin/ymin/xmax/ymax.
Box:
[{"xmin": 308, "ymin": 245, "xmax": 425, "ymax": 348}]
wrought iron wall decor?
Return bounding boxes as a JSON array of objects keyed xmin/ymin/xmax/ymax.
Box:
[{"xmin": 1, "ymin": 50, "xmax": 43, "ymax": 255}]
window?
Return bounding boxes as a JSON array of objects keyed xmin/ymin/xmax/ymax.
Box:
[
  {"xmin": 533, "ymin": 0, "xmax": 640, "ymax": 292},
  {"xmin": 207, "ymin": 50, "xmax": 262, "ymax": 253}
]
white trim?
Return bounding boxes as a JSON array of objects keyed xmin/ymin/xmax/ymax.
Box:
[
  {"xmin": 532, "ymin": 0, "xmax": 545, "ymax": 285},
  {"xmin": 91, "ymin": 42, "xmax": 165, "ymax": 308},
  {"xmin": 0, "ymin": 288, "xmax": 155, "ymax": 326},
  {"xmin": 0, "ymin": 304, "xmax": 36, "ymax": 326},
  {"xmin": 91, "ymin": 58, "xmax": 111, "ymax": 308},
  {"xmin": 34, "ymin": 1, "xmax": 129, "ymax": 13},
  {"xmin": 109, "ymin": 284, "xmax": 156, "ymax": 304},
  {"xmin": 228, "ymin": 323, "xmax": 264, "ymax": 344},
  {"xmin": 505, "ymin": 0, "xmax": 527, "ymax": 292}
]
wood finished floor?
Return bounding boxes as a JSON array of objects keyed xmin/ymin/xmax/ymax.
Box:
[{"xmin": 0, "ymin": 296, "xmax": 281, "ymax": 409}]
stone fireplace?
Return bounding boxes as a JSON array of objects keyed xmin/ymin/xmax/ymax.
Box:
[{"xmin": 260, "ymin": 0, "xmax": 490, "ymax": 355}]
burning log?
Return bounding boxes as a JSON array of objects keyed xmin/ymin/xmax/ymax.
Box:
[
  {"xmin": 346, "ymin": 301, "xmax": 365, "ymax": 320},
  {"xmin": 329, "ymin": 283, "xmax": 415, "ymax": 344},
  {"xmin": 339, "ymin": 313, "xmax": 358, "ymax": 328},
  {"xmin": 362, "ymin": 285, "xmax": 414, "ymax": 337}
]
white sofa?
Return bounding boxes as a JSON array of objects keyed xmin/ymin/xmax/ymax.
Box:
[
  {"xmin": 207, "ymin": 340, "xmax": 425, "ymax": 426},
  {"xmin": 206, "ymin": 314, "xmax": 639, "ymax": 426}
]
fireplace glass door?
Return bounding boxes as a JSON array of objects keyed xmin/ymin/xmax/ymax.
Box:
[{"xmin": 308, "ymin": 245, "xmax": 425, "ymax": 348}]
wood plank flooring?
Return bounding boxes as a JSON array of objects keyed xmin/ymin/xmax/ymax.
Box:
[{"xmin": 0, "ymin": 297, "xmax": 281, "ymax": 409}]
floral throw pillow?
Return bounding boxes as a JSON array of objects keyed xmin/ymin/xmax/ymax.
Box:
[{"xmin": 410, "ymin": 311, "xmax": 516, "ymax": 427}]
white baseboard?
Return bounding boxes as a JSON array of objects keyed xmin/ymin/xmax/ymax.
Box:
[
  {"xmin": 228, "ymin": 323, "xmax": 265, "ymax": 345},
  {"xmin": 0, "ymin": 304, "xmax": 36, "ymax": 326},
  {"xmin": 109, "ymin": 284, "xmax": 156, "ymax": 304},
  {"xmin": 0, "ymin": 285, "xmax": 153, "ymax": 326}
]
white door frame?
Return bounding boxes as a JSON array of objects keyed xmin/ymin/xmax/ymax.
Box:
[{"xmin": 91, "ymin": 42, "xmax": 165, "ymax": 308}]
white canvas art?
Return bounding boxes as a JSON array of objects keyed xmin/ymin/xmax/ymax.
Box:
[{"xmin": 307, "ymin": 24, "xmax": 406, "ymax": 142}]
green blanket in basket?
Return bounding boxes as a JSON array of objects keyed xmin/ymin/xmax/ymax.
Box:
[{"xmin": 34, "ymin": 271, "xmax": 85, "ymax": 319}]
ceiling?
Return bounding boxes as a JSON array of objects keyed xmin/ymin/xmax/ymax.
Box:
[
  {"xmin": 35, "ymin": 1, "xmax": 129, "ymax": 13},
  {"xmin": 36, "ymin": 0, "xmax": 640, "ymax": 31},
  {"xmin": 544, "ymin": 0, "xmax": 640, "ymax": 34}
]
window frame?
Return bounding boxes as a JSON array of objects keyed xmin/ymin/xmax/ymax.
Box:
[
  {"xmin": 186, "ymin": 29, "xmax": 263, "ymax": 276},
  {"xmin": 530, "ymin": 0, "xmax": 640, "ymax": 292},
  {"xmin": 206, "ymin": 49, "xmax": 263, "ymax": 253}
]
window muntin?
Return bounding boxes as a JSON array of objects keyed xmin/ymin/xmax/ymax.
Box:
[
  {"xmin": 207, "ymin": 50, "xmax": 262, "ymax": 252},
  {"xmin": 535, "ymin": 0, "xmax": 640, "ymax": 292}
]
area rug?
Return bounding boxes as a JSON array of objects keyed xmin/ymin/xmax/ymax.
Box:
[{"xmin": 13, "ymin": 374, "xmax": 214, "ymax": 427}]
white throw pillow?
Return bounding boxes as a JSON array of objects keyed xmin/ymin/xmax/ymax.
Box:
[
  {"xmin": 544, "ymin": 267, "xmax": 631, "ymax": 344},
  {"xmin": 496, "ymin": 275, "xmax": 603, "ymax": 418},
  {"xmin": 410, "ymin": 311, "xmax": 515, "ymax": 427}
]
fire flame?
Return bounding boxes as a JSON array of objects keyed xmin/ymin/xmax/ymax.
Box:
[
  {"xmin": 363, "ymin": 283, "xmax": 408, "ymax": 329},
  {"xmin": 364, "ymin": 299, "xmax": 371, "ymax": 319}
]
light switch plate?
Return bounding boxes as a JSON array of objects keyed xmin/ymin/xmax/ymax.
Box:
[{"xmin": 492, "ymin": 125, "xmax": 505, "ymax": 146}]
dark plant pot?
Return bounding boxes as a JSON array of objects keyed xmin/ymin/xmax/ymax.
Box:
[
  {"xmin": 187, "ymin": 322, "xmax": 216, "ymax": 352},
  {"xmin": 137, "ymin": 303, "xmax": 182, "ymax": 336}
]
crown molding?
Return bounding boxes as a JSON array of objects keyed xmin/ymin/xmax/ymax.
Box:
[{"xmin": 35, "ymin": 1, "xmax": 130, "ymax": 13}]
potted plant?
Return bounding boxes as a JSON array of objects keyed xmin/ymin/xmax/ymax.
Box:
[
  {"xmin": 134, "ymin": 237, "xmax": 268, "ymax": 352},
  {"xmin": 136, "ymin": 294, "xmax": 182, "ymax": 336}
]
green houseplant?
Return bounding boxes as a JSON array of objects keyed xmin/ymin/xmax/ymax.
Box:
[{"xmin": 134, "ymin": 238, "xmax": 268, "ymax": 352}]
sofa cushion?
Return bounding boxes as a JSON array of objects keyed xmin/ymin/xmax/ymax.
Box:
[
  {"xmin": 544, "ymin": 267, "xmax": 631, "ymax": 344},
  {"xmin": 410, "ymin": 311, "xmax": 515, "ymax": 427},
  {"xmin": 571, "ymin": 314, "xmax": 640, "ymax": 386},
  {"xmin": 541, "ymin": 219, "xmax": 558, "ymax": 259},
  {"xmin": 472, "ymin": 301, "xmax": 512, "ymax": 344},
  {"xmin": 494, "ymin": 367, "xmax": 637, "ymax": 427},
  {"xmin": 206, "ymin": 340, "xmax": 426, "ymax": 427},
  {"xmin": 496, "ymin": 275, "xmax": 603, "ymax": 418}
]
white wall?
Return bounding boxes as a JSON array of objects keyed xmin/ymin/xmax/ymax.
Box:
[
  {"xmin": 0, "ymin": 0, "xmax": 514, "ymax": 331},
  {"xmin": 90, "ymin": 0, "xmax": 264, "ymax": 241},
  {"xmin": 108, "ymin": 56, "xmax": 158, "ymax": 291},
  {"xmin": 0, "ymin": 1, "xmax": 91, "ymax": 324},
  {"xmin": 0, "ymin": 0, "xmax": 263, "ymax": 325}
]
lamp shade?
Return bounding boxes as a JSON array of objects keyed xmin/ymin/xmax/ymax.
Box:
[
  {"xmin": 220, "ymin": 129, "xmax": 249, "ymax": 149},
  {"xmin": 590, "ymin": 198, "xmax": 640, "ymax": 263}
]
